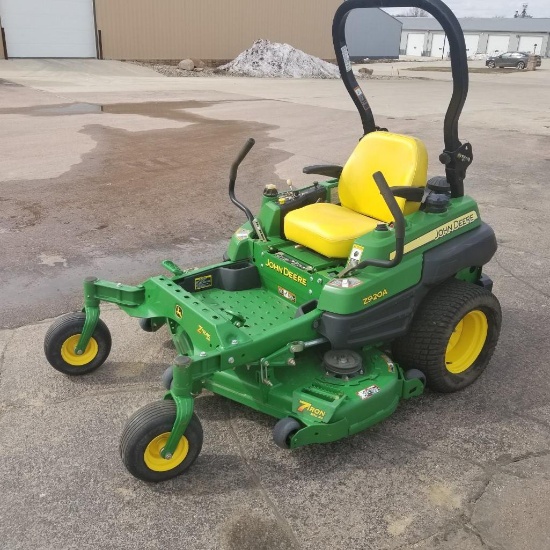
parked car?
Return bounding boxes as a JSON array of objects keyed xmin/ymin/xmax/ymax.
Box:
[{"xmin": 486, "ymin": 51, "xmax": 542, "ymax": 69}]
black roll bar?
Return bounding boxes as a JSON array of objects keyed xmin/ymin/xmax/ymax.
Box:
[{"xmin": 333, "ymin": 0, "xmax": 471, "ymax": 197}]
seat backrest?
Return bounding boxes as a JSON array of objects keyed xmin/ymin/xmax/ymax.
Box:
[{"xmin": 339, "ymin": 132, "xmax": 428, "ymax": 222}]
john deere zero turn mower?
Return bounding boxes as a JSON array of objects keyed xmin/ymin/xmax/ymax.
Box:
[{"xmin": 44, "ymin": 0, "xmax": 501, "ymax": 482}]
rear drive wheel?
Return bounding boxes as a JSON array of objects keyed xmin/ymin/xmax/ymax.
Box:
[
  {"xmin": 516, "ymin": 61, "xmax": 526, "ymax": 70},
  {"xmin": 44, "ymin": 312, "xmax": 111, "ymax": 375},
  {"xmin": 392, "ymin": 279, "xmax": 501, "ymax": 393},
  {"xmin": 120, "ymin": 400, "xmax": 203, "ymax": 482}
]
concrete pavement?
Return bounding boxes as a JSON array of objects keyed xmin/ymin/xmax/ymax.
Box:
[{"xmin": 0, "ymin": 60, "xmax": 549, "ymax": 550}]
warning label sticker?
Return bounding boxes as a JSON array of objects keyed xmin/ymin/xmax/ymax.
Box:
[
  {"xmin": 195, "ymin": 274, "xmax": 213, "ymax": 290},
  {"xmin": 357, "ymin": 385, "xmax": 380, "ymax": 400},
  {"xmin": 341, "ymin": 46, "xmax": 352, "ymax": 72}
]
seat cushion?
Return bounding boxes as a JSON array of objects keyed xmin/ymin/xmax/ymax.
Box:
[{"xmin": 284, "ymin": 203, "xmax": 379, "ymax": 258}]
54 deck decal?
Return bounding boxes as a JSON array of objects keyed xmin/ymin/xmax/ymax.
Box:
[{"xmin": 357, "ymin": 385, "xmax": 380, "ymax": 400}]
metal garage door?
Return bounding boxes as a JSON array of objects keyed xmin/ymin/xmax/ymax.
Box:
[
  {"xmin": 464, "ymin": 34, "xmax": 480, "ymax": 57},
  {"xmin": 406, "ymin": 33, "xmax": 425, "ymax": 56},
  {"xmin": 431, "ymin": 34, "xmax": 450, "ymax": 58},
  {"xmin": 518, "ymin": 36, "xmax": 543, "ymax": 55},
  {"xmin": 486, "ymin": 35, "xmax": 510, "ymax": 56},
  {"xmin": 0, "ymin": 0, "xmax": 96, "ymax": 58}
]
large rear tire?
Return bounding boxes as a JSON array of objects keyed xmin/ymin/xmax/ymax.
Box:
[{"xmin": 392, "ymin": 279, "xmax": 501, "ymax": 393}]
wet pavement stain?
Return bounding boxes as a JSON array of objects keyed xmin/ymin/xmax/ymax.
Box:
[
  {"xmin": 0, "ymin": 99, "xmax": 267, "ymax": 117},
  {"xmin": 222, "ymin": 513, "xmax": 298, "ymax": 550},
  {"xmin": 31, "ymin": 103, "xmax": 103, "ymax": 116},
  {"xmin": 0, "ymin": 79, "xmax": 22, "ymax": 87},
  {"xmin": 0, "ymin": 100, "xmax": 290, "ymax": 327}
]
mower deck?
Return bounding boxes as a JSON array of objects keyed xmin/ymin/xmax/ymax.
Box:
[{"xmin": 205, "ymin": 347, "xmax": 423, "ymax": 447}]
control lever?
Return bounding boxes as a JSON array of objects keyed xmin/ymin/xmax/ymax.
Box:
[
  {"xmin": 229, "ymin": 138, "xmax": 255, "ymax": 226},
  {"xmin": 338, "ymin": 171, "xmax": 405, "ymax": 278},
  {"xmin": 228, "ymin": 138, "xmax": 267, "ymax": 241}
]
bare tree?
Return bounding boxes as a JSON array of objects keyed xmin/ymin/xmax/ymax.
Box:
[
  {"xmin": 514, "ymin": 3, "xmax": 533, "ymax": 17},
  {"xmin": 396, "ymin": 7, "xmax": 429, "ymax": 17}
]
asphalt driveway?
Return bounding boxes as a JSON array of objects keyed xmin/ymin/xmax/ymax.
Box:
[{"xmin": 0, "ymin": 60, "xmax": 549, "ymax": 550}]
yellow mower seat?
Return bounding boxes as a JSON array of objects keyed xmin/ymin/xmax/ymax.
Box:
[{"xmin": 284, "ymin": 131, "xmax": 428, "ymax": 258}]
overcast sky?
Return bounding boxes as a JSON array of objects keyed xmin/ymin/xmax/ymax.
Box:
[{"xmin": 384, "ymin": 1, "xmax": 550, "ymax": 18}]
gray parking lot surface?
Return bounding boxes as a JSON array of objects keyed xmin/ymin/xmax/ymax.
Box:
[{"xmin": 0, "ymin": 59, "xmax": 549, "ymax": 550}]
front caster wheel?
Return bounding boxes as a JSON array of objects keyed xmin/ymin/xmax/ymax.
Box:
[
  {"xmin": 120, "ymin": 400, "xmax": 203, "ymax": 482},
  {"xmin": 405, "ymin": 368, "xmax": 427, "ymax": 386},
  {"xmin": 273, "ymin": 417, "xmax": 302, "ymax": 449},
  {"xmin": 161, "ymin": 366, "xmax": 174, "ymax": 390},
  {"xmin": 139, "ymin": 318, "xmax": 155, "ymax": 332},
  {"xmin": 44, "ymin": 312, "xmax": 111, "ymax": 375}
]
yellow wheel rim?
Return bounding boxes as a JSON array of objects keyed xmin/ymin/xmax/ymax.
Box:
[
  {"xmin": 60, "ymin": 334, "xmax": 99, "ymax": 366},
  {"xmin": 144, "ymin": 433, "xmax": 189, "ymax": 472},
  {"xmin": 445, "ymin": 310, "xmax": 488, "ymax": 374}
]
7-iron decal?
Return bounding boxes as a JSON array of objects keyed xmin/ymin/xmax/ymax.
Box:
[{"xmin": 297, "ymin": 400, "xmax": 326, "ymax": 420}]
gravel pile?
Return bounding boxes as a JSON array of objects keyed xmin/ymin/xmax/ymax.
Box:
[
  {"xmin": 128, "ymin": 61, "xmax": 219, "ymax": 78},
  {"xmin": 218, "ymin": 39, "xmax": 340, "ymax": 78}
]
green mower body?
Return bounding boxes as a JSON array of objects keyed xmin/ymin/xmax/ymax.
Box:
[
  {"xmin": 64, "ymin": 181, "xmax": 495, "ymax": 454},
  {"xmin": 43, "ymin": 0, "xmax": 503, "ymax": 482}
]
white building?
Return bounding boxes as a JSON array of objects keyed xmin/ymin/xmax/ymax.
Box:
[{"xmin": 399, "ymin": 17, "xmax": 550, "ymax": 58}]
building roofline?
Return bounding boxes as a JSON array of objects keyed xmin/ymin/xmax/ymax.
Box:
[
  {"xmin": 379, "ymin": 8, "xmax": 404, "ymax": 26},
  {"xmin": 397, "ymin": 16, "xmax": 550, "ymax": 33}
]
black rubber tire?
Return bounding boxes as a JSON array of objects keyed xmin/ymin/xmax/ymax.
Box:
[
  {"xmin": 162, "ymin": 366, "xmax": 174, "ymax": 390},
  {"xmin": 405, "ymin": 368, "xmax": 427, "ymax": 386},
  {"xmin": 273, "ymin": 417, "xmax": 301, "ymax": 449},
  {"xmin": 44, "ymin": 312, "xmax": 111, "ymax": 375},
  {"xmin": 516, "ymin": 61, "xmax": 525, "ymax": 70},
  {"xmin": 120, "ymin": 400, "xmax": 203, "ymax": 482},
  {"xmin": 487, "ymin": 61, "xmax": 496, "ymax": 68},
  {"xmin": 139, "ymin": 318, "xmax": 155, "ymax": 332},
  {"xmin": 392, "ymin": 279, "xmax": 501, "ymax": 393}
]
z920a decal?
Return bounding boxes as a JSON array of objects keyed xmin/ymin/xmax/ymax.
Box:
[{"xmin": 363, "ymin": 288, "xmax": 388, "ymax": 306}]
